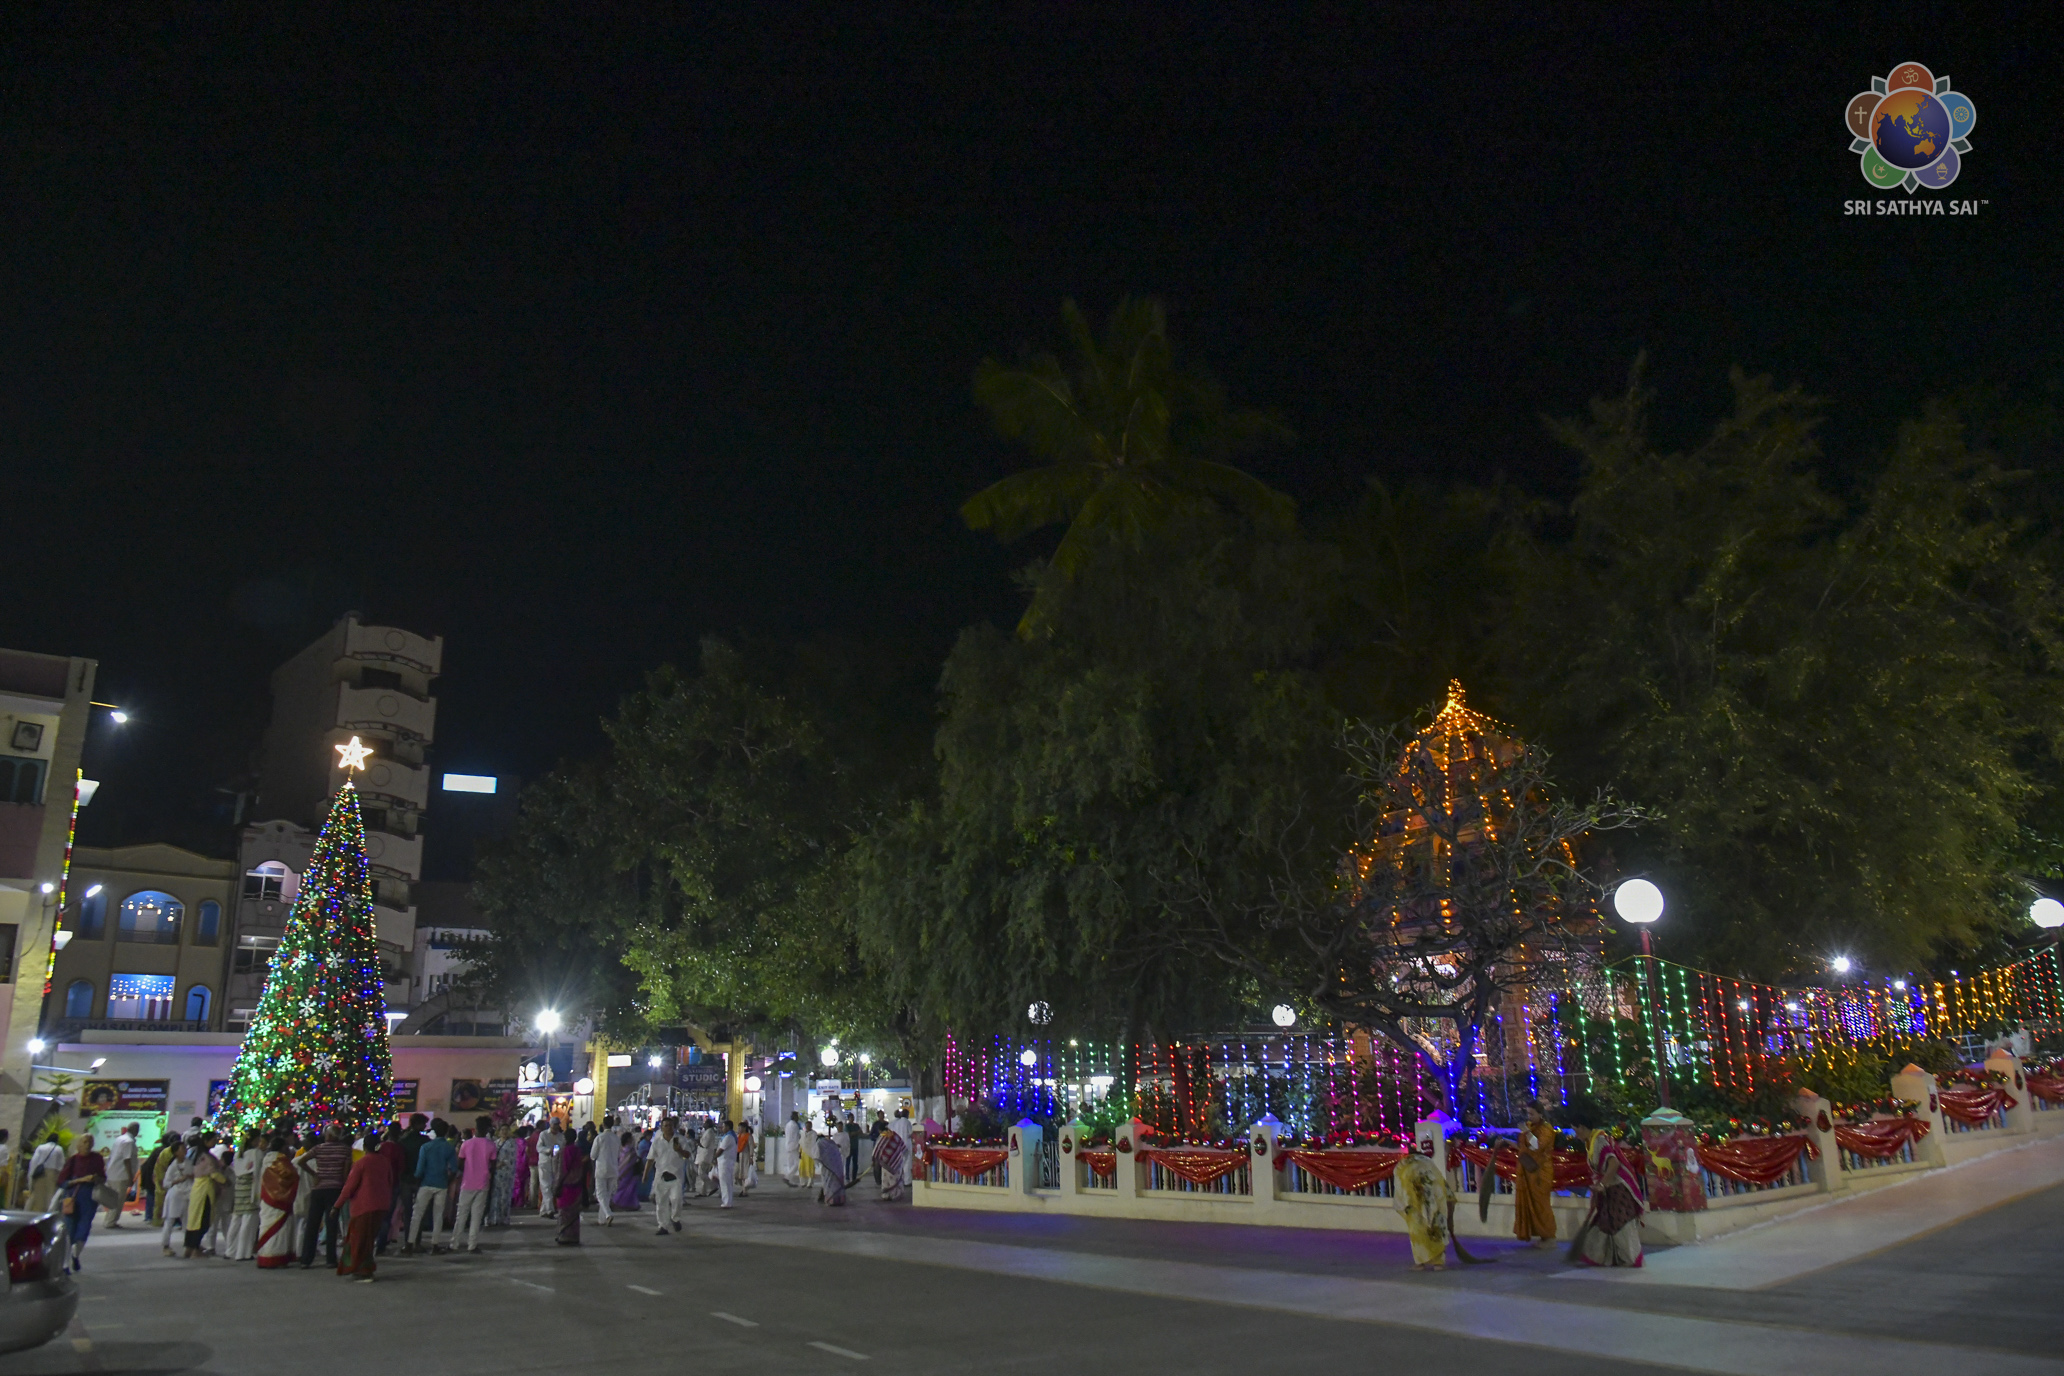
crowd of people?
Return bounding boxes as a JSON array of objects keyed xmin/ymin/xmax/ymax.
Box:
[{"xmin": 7, "ymin": 1103, "xmax": 918, "ymax": 1280}]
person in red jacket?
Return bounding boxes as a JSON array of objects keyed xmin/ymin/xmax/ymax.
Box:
[{"xmin": 335, "ymin": 1132, "xmax": 397, "ymax": 1281}]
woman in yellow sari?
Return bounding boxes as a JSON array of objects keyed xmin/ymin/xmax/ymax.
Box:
[
  {"xmin": 1392, "ymin": 1149, "xmax": 1455, "ymax": 1270},
  {"xmin": 1512, "ymin": 1100, "xmax": 1558, "ymax": 1246}
]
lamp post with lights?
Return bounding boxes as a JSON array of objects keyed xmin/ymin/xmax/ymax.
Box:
[{"xmin": 1613, "ymin": 879, "xmax": 1670, "ymax": 1108}]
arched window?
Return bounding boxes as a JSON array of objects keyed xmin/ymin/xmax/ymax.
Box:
[
  {"xmin": 185, "ymin": 984, "xmax": 211, "ymax": 1023},
  {"xmin": 118, "ymin": 890, "xmax": 184, "ymax": 945},
  {"xmin": 64, "ymin": 979, "xmax": 93, "ymax": 1020},
  {"xmin": 77, "ymin": 889, "xmax": 106, "ymax": 939},
  {"xmin": 196, "ymin": 900, "xmax": 221, "ymax": 945},
  {"xmin": 241, "ymin": 861, "xmax": 298, "ymax": 905}
]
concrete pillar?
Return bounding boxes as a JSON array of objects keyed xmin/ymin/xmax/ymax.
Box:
[
  {"xmin": 1890, "ymin": 1064, "xmax": 1948, "ymax": 1166},
  {"xmin": 1008, "ymin": 1118, "xmax": 1043, "ymax": 1195},
  {"xmin": 1056, "ymin": 1120, "xmax": 1083, "ymax": 1197},
  {"xmin": 1414, "ymin": 1111, "xmax": 1455, "ymax": 1189},
  {"xmin": 1986, "ymin": 1049, "xmax": 2037, "ymax": 1134},
  {"xmin": 1792, "ymin": 1091, "xmax": 1845, "ymax": 1192},
  {"xmin": 1249, "ymin": 1114, "xmax": 1284, "ymax": 1216},
  {"xmin": 1114, "ymin": 1117, "xmax": 1150, "ymax": 1198}
]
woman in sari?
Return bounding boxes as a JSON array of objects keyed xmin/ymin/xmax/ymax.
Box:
[
  {"xmin": 1392, "ymin": 1149, "xmax": 1455, "ymax": 1270},
  {"xmin": 1576, "ymin": 1129, "xmax": 1645, "ymax": 1267},
  {"xmin": 183, "ymin": 1135, "xmax": 227, "ymax": 1260},
  {"xmin": 872, "ymin": 1126, "xmax": 907, "ymax": 1200},
  {"xmin": 1512, "ymin": 1099, "xmax": 1558, "ymax": 1247},
  {"xmin": 225, "ymin": 1133, "xmax": 263, "ymax": 1260},
  {"xmin": 610, "ymin": 1132, "xmax": 641, "ymax": 1216},
  {"xmin": 514, "ymin": 1125, "xmax": 537, "ymax": 1213},
  {"xmin": 487, "ymin": 1127, "xmax": 516, "ymax": 1227},
  {"xmin": 255, "ymin": 1134, "xmax": 300, "ymax": 1268},
  {"xmin": 553, "ymin": 1135, "xmax": 590, "ymax": 1245},
  {"xmin": 814, "ymin": 1130, "xmax": 847, "ymax": 1206}
]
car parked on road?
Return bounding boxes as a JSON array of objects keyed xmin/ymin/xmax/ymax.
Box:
[{"xmin": 0, "ymin": 1209, "xmax": 75, "ymax": 1353}]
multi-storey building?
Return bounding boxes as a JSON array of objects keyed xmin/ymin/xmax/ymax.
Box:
[
  {"xmin": 0, "ymin": 648, "xmax": 98, "ymax": 1153},
  {"xmin": 227, "ymin": 615, "xmax": 441, "ymax": 1030},
  {"xmin": 49, "ymin": 845, "xmax": 235, "ymax": 1034}
]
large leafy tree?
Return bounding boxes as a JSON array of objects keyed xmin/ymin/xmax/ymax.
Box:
[
  {"xmin": 852, "ymin": 512, "xmax": 1349, "ymax": 1043},
  {"xmin": 962, "ymin": 298, "xmax": 1295, "ymax": 627},
  {"xmin": 1509, "ymin": 363, "xmax": 2064, "ymax": 977}
]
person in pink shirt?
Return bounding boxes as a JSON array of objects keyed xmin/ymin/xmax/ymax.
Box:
[{"xmin": 455, "ymin": 1116, "xmax": 499, "ymax": 1254}]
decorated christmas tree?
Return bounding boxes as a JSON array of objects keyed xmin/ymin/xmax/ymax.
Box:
[{"xmin": 215, "ymin": 737, "xmax": 393, "ymax": 1139}]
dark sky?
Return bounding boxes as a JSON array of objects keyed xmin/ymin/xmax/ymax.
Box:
[{"xmin": 5, "ymin": 6, "xmax": 2058, "ymax": 856}]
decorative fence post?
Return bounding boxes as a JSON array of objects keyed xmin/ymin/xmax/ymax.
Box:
[
  {"xmin": 1414, "ymin": 1112, "xmax": 1453, "ymax": 1192},
  {"xmin": 1056, "ymin": 1120, "xmax": 1083, "ymax": 1197},
  {"xmin": 1249, "ymin": 1113, "xmax": 1284, "ymax": 1217},
  {"xmin": 1640, "ymin": 1108, "xmax": 1707, "ymax": 1240},
  {"xmin": 1889, "ymin": 1064, "xmax": 1948, "ymax": 1166},
  {"xmin": 1793, "ymin": 1091, "xmax": 1845, "ymax": 1193},
  {"xmin": 1985, "ymin": 1049, "xmax": 2037, "ymax": 1135},
  {"xmin": 1008, "ymin": 1119, "xmax": 1043, "ymax": 1196},
  {"xmin": 1114, "ymin": 1117, "xmax": 1150, "ymax": 1199}
]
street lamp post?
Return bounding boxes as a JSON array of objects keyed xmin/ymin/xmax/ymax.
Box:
[{"xmin": 1613, "ymin": 879, "xmax": 1670, "ymax": 1109}]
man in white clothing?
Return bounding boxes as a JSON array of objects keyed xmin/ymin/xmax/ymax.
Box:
[
  {"xmin": 716, "ymin": 1119, "xmax": 738, "ymax": 1208},
  {"xmin": 536, "ymin": 1121, "xmax": 564, "ymax": 1219},
  {"xmin": 592, "ymin": 1117, "xmax": 619, "ymax": 1224},
  {"xmin": 649, "ymin": 1117, "xmax": 684, "ymax": 1234},
  {"xmin": 104, "ymin": 1123, "xmax": 140, "ymax": 1228}
]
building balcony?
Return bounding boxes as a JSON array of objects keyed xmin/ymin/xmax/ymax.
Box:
[
  {"xmin": 373, "ymin": 903, "xmax": 416, "ymax": 949},
  {"xmin": 357, "ymin": 756, "xmax": 430, "ymax": 809},
  {"xmin": 344, "ymin": 621, "xmax": 443, "ymax": 677},
  {"xmin": 363, "ymin": 829, "xmax": 422, "ymax": 881},
  {"xmin": 335, "ymin": 683, "xmax": 437, "ymax": 742}
]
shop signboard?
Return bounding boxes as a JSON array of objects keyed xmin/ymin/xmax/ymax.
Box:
[
  {"xmin": 449, "ymin": 1078, "xmax": 520, "ymax": 1115},
  {"xmin": 676, "ymin": 1057, "xmax": 727, "ymax": 1113},
  {"xmin": 390, "ymin": 1079, "xmax": 420, "ymax": 1112},
  {"xmin": 81, "ymin": 1079, "xmax": 169, "ymax": 1115}
]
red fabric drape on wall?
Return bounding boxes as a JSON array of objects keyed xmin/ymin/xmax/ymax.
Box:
[
  {"xmin": 1696, "ymin": 1134, "xmax": 1816, "ymax": 1185},
  {"xmin": 1276, "ymin": 1148, "xmax": 1405, "ymax": 1192},
  {"xmin": 2026, "ymin": 1074, "xmax": 2064, "ymax": 1106},
  {"xmin": 926, "ymin": 1146, "xmax": 1010, "ymax": 1179},
  {"xmin": 1939, "ymin": 1085, "xmax": 2014, "ymax": 1124},
  {"xmin": 1449, "ymin": 1141, "xmax": 1591, "ymax": 1192},
  {"xmin": 1140, "ymin": 1148, "xmax": 1247, "ymax": 1187},
  {"xmin": 1832, "ymin": 1118, "xmax": 1930, "ymax": 1158},
  {"xmin": 1079, "ymin": 1149, "xmax": 1117, "ymax": 1179}
]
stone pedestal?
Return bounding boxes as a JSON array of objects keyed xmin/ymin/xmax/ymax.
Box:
[
  {"xmin": 1007, "ymin": 1118, "xmax": 1043, "ymax": 1195},
  {"xmin": 1985, "ymin": 1049, "xmax": 2038, "ymax": 1134},
  {"xmin": 1792, "ymin": 1091, "xmax": 1845, "ymax": 1192},
  {"xmin": 1641, "ymin": 1107, "xmax": 1708, "ymax": 1212},
  {"xmin": 1056, "ymin": 1120, "xmax": 1084, "ymax": 1197},
  {"xmin": 1248, "ymin": 1114, "xmax": 1284, "ymax": 1216},
  {"xmin": 1113, "ymin": 1117, "xmax": 1151, "ymax": 1198},
  {"xmin": 1889, "ymin": 1064, "xmax": 1948, "ymax": 1166}
]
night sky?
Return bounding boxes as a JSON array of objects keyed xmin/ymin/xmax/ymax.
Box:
[{"xmin": 5, "ymin": 7, "xmax": 2058, "ymax": 856}]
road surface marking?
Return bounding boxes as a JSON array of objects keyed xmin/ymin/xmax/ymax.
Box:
[
  {"xmin": 509, "ymin": 1278, "xmax": 553, "ymax": 1292},
  {"xmin": 809, "ymin": 1341, "xmax": 871, "ymax": 1360},
  {"xmin": 72, "ymin": 1340, "xmax": 93, "ymax": 1352},
  {"xmin": 711, "ymin": 1311, "xmax": 759, "ymax": 1327},
  {"xmin": 629, "ymin": 1285, "xmax": 662, "ymax": 1296}
]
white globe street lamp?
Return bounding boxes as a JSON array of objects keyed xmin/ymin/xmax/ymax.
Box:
[
  {"xmin": 1019, "ymin": 1048, "xmax": 1038, "ymax": 1068},
  {"xmin": 535, "ymin": 1008, "xmax": 562, "ymax": 1036},
  {"xmin": 820, "ymin": 1047, "xmax": 839, "ymax": 1068},
  {"xmin": 744, "ymin": 1075, "xmax": 762, "ymax": 1093},
  {"xmin": 1270, "ymin": 1004, "xmax": 1296, "ymax": 1028},
  {"xmin": 2031, "ymin": 897, "xmax": 2064, "ymax": 930}
]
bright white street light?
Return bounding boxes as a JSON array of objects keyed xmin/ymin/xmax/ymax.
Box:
[
  {"xmin": 573, "ymin": 1077, "xmax": 595, "ymax": 1096},
  {"xmin": 648, "ymin": 1055, "xmax": 663, "ymax": 1069},
  {"xmin": 1271, "ymin": 1004, "xmax": 1296, "ymax": 1028},
  {"xmin": 2031, "ymin": 897, "xmax": 2064, "ymax": 930},
  {"xmin": 84, "ymin": 884, "xmax": 102, "ymax": 898},
  {"xmin": 744, "ymin": 1075, "xmax": 762, "ymax": 1093},
  {"xmin": 37, "ymin": 883, "xmax": 54, "ymax": 896},
  {"xmin": 819, "ymin": 1047, "xmax": 839, "ymax": 1067},
  {"xmin": 25, "ymin": 1038, "xmax": 45, "ymax": 1056},
  {"xmin": 858, "ymin": 1052, "xmax": 872, "ymax": 1066},
  {"xmin": 109, "ymin": 710, "xmax": 129, "ymax": 724},
  {"xmin": 1831, "ymin": 956, "xmax": 1853, "ymax": 974},
  {"xmin": 1613, "ymin": 879, "xmax": 1664, "ymax": 925},
  {"xmin": 1893, "ymin": 980, "xmax": 1908, "ymax": 991},
  {"xmin": 1019, "ymin": 1048, "xmax": 1038, "ymax": 1068},
  {"xmin": 535, "ymin": 1008, "xmax": 562, "ymax": 1035}
]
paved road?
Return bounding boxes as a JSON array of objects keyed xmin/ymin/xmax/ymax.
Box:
[{"xmin": 6, "ymin": 1178, "xmax": 2059, "ymax": 1375}]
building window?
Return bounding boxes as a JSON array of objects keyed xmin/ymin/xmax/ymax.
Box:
[
  {"xmin": 0, "ymin": 756, "xmax": 45, "ymax": 805},
  {"xmin": 196, "ymin": 899, "xmax": 221, "ymax": 945},
  {"xmin": 108, "ymin": 973, "xmax": 176, "ymax": 1021},
  {"xmin": 185, "ymin": 984, "xmax": 211, "ymax": 1022},
  {"xmin": 233, "ymin": 946, "xmax": 274, "ymax": 975},
  {"xmin": 117, "ymin": 890, "xmax": 184, "ymax": 945},
  {"xmin": 242, "ymin": 861, "xmax": 297, "ymax": 904},
  {"xmin": 76, "ymin": 889, "xmax": 106, "ymax": 939},
  {"xmin": 64, "ymin": 978, "xmax": 93, "ymax": 1020},
  {"xmin": 0, "ymin": 922, "xmax": 14, "ymax": 978}
]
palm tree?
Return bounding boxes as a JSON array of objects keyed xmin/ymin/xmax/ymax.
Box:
[{"xmin": 962, "ymin": 298, "xmax": 1295, "ymax": 595}]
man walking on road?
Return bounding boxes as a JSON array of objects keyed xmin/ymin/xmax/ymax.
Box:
[
  {"xmin": 104, "ymin": 1123, "xmax": 140, "ymax": 1228},
  {"xmin": 716, "ymin": 1119, "xmax": 738, "ymax": 1209},
  {"xmin": 301, "ymin": 1125, "xmax": 351, "ymax": 1269},
  {"xmin": 455, "ymin": 1117, "xmax": 496, "ymax": 1253},
  {"xmin": 407, "ymin": 1121, "xmax": 459, "ymax": 1254},
  {"xmin": 592, "ymin": 1115, "xmax": 619, "ymax": 1225},
  {"xmin": 536, "ymin": 1118, "xmax": 565, "ymax": 1219},
  {"xmin": 649, "ymin": 1117, "xmax": 684, "ymax": 1234}
]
